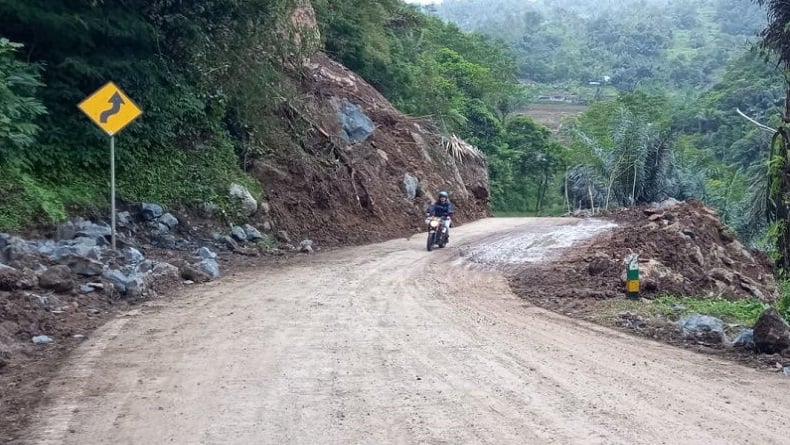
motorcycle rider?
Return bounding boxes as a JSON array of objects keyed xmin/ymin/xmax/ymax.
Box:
[{"xmin": 426, "ymin": 191, "xmax": 454, "ymax": 240}]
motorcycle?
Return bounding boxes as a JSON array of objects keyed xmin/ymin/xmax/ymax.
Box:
[{"xmin": 425, "ymin": 216, "xmax": 449, "ymax": 251}]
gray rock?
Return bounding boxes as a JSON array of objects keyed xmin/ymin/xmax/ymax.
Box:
[
  {"xmin": 124, "ymin": 273, "xmax": 148, "ymax": 298},
  {"xmin": 125, "ymin": 247, "xmax": 145, "ymax": 265},
  {"xmin": 159, "ymin": 212, "xmax": 179, "ymax": 229},
  {"xmin": 180, "ymin": 264, "xmax": 213, "ymax": 283},
  {"xmin": 56, "ymin": 221, "xmax": 77, "ymax": 241},
  {"xmin": 102, "ymin": 269, "xmax": 128, "ymax": 294},
  {"xmin": 74, "ymin": 220, "xmax": 111, "ymax": 240},
  {"xmin": 153, "ymin": 234, "xmax": 178, "ymax": 249},
  {"xmin": 4, "ymin": 237, "xmax": 33, "ymax": 263},
  {"xmin": 231, "ymin": 226, "xmax": 248, "ymax": 242},
  {"xmin": 260, "ymin": 201, "xmax": 271, "ymax": 215},
  {"xmin": 141, "ymin": 203, "xmax": 164, "ymax": 221},
  {"xmin": 229, "ymin": 183, "xmax": 258, "ymax": 216},
  {"xmin": 32, "ymin": 335, "xmax": 54, "ymax": 345},
  {"xmin": 335, "ymin": 98, "xmax": 374, "ymax": 142},
  {"xmin": 151, "ymin": 262, "xmax": 180, "ymax": 281},
  {"xmin": 198, "ymin": 247, "xmax": 217, "ymax": 260},
  {"xmin": 299, "ymin": 240, "xmax": 314, "ymax": 254},
  {"xmin": 655, "ymin": 197, "xmax": 682, "ymax": 210},
  {"xmin": 198, "ymin": 259, "xmax": 220, "ymax": 280},
  {"xmin": 52, "ymin": 244, "xmax": 101, "ymax": 263},
  {"xmin": 732, "ymin": 329, "xmax": 755, "ymax": 349},
  {"xmin": 262, "ymin": 221, "xmax": 273, "ymax": 232},
  {"xmin": 65, "ymin": 256, "xmax": 105, "ymax": 277},
  {"xmin": 403, "ymin": 173, "xmax": 420, "ymax": 200},
  {"xmin": 243, "ymin": 224, "xmax": 263, "ymax": 241},
  {"xmin": 0, "ymin": 233, "xmax": 9, "ymax": 250},
  {"xmin": 679, "ymin": 314, "xmax": 726, "ymax": 344},
  {"xmin": 80, "ymin": 284, "xmax": 97, "ymax": 294},
  {"xmin": 136, "ymin": 259, "xmax": 155, "ymax": 274},
  {"xmin": 38, "ymin": 265, "xmax": 75, "ymax": 293},
  {"xmin": 784, "ymin": 366, "xmax": 790, "ymax": 376},
  {"xmin": 117, "ymin": 211, "xmax": 133, "ymax": 227},
  {"xmin": 37, "ymin": 241, "xmax": 57, "ymax": 256}
]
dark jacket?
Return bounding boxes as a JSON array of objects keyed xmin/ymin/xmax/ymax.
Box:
[{"xmin": 427, "ymin": 200, "xmax": 454, "ymax": 218}]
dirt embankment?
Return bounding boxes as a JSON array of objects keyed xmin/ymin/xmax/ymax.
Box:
[
  {"xmin": 511, "ymin": 199, "xmax": 777, "ymax": 308},
  {"xmin": 252, "ymin": 53, "xmax": 490, "ymax": 246}
]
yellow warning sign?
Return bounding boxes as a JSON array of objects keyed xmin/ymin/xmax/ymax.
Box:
[{"xmin": 78, "ymin": 82, "xmax": 142, "ymax": 136}]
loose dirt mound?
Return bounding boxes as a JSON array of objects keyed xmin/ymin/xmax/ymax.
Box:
[{"xmin": 511, "ymin": 199, "xmax": 777, "ymax": 305}]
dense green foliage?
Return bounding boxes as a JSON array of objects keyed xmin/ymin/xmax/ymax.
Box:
[
  {"xmin": 653, "ymin": 295, "xmax": 771, "ymax": 326},
  {"xmin": 0, "ymin": 0, "xmax": 570, "ymax": 229},
  {"xmin": 433, "ymin": 0, "xmax": 763, "ymax": 92}
]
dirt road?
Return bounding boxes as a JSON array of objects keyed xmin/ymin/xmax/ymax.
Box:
[{"xmin": 21, "ymin": 218, "xmax": 790, "ymax": 444}]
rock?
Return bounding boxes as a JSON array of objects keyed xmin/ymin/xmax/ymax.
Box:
[
  {"xmin": 37, "ymin": 241, "xmax": 57, "ymax": 256},
  {"xmin": 260, "ymin": 201, "xmax": 271, "ymax": 215},
  {"xmin": 299, "ymin": 240, "xmax": 314, "ymax": 254},
  {"xmin": 277, "ymin": 230, "xmax": 292, "ymax": 244},
  {"xmin": 221, "ymin": 236, "xmax": 240, "ymax": 251},
  {"xmin": 681, "ymin": 228, "xmax": 696, "ymax": 239},
  {"xmin": 38, "ymin": 265, "xmax": 75, "ymax": 292},
  {"xmin": 648, "ymin": 213, "xmax": 664, "ymax": 222},
  {"xmin": 52, "ymin": 243, "xmax": 101, "ymax": 263},
  {"xmin": 690, "ymin": 246, "xmax": 705, "ymax": 267},
  {"xmin": 231, "ymin": 225, "xmax": 248, "ymax": 242},
  {"xmin": 159, "ymin": 212, "xmax": 179, "ymax": 229},
  {"xmin": 243, "ymin": 224, "xmax": 263, "ymax": 241},
  {"xmin": 0, "ymin": 232, "xmax": 9, "ymax": 250},
  {"xmin": 679, "ymin": 314, "xmax": 726, "ymax": 344},
  {"xmin": 102, "ymin": 269, "xmax": 128, "ymax": 294},
  {"xmin": 180, "ymin": 263, "xmax": 213, "ymax": 283},
  {"xmin": 125, "ymin": 247, "xmax": 145, "ymax": 265},
  {"xmin": 124, "ymin": 273, "xmax": 148, "ymax": 298},
  {"xmin": 153, "ymin": 234, "xmax": 178, "ymax": 249},
  {"xmin": 229, "ymin": 183, "xmax": 258, "ymax": 216},
  {"xmin": 709, "ymin": 268, "xmax": 734, "ymax": 285},
  {"xmin": 141, "ymin": 203, "xmax": 164, "ymax": 221},
  {"xmin": 784, "ymin": 366, "xmax": 790, "ymax": 376},
  {"xmin": 80, "ymin": 284, "xmax": 97, "ymax": 294},
  {"xmin": 718, "ymin": 228, "xmax": 735, "ymax": 244},
  {"xmin": 74, "ymin": 220, "xmax": 111, "ymax": 240},
  {"xmin": 737, "ymin": 275, "xmax": 767, "ymax": 301},
  {"xmin": 117, "ymin": 211, "xmax": 133, "ymax": 227},
  {"xmin": 403, "ymin": 173, "xmax": 420, "ymax": 200},
  {"xmin": 151, "ymin": 262, "xmax": 180, "ymax": 281},
  {"xmin": 732, "ymin": 329, "xmax": 755, "ymax": 350},
  {"xmin": 4, "ymin": 237, "xmax": 33, "ymax": 263},
  {"xmin": 32, "ymin": 335, "xmax": 54, "ymax": 344},
  {"xmin": 262, "ymin": 221, "xmax": 273, "ymax": 232},
  {"xmin": 198, "ymin": 247, "xmax": 217, "ymax": 260},
  {"xmin": 0, "ymin": 264, "xmax": 22, "ymax": 291},
  {"xmin": 335, "ymin": 98, "xmax": 374, "ymax": 142},
  {"xmin": 56, "ymin": 221, "xmax": 77, "ymax": 241},
  {"xmin": 65, "ymin": 256, "xmax": 105, "ymax": 277},
  {"xmin": 198, "ymin": 259, "xmax": 220, "ymax": 280},
  {"xmin": 753, "ymin": 308, "xmax": 790, "ymax": 354}
]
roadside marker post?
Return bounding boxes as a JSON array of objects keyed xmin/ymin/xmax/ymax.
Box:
[
  {"xmin": 77, "ymin": 82, "xmax": 143, "ymax": 251},
  {"xmin": 625, "ymin": 253, "xmax": 640, "ymax": 300}
]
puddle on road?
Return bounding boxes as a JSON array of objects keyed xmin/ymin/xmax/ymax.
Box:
[{"xmin": 461, "ymin": 219, "xmax": 617, "ymax": 266}]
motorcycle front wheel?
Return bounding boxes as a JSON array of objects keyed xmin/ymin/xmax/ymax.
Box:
[{"xmin": 426, "ymin": 232, "xmax": 435, "ymax": 251}]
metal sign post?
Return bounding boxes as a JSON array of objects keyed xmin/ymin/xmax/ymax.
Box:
[{"xmin": 78, "ymin": 82, "xmax": 142, "ymax": 251}]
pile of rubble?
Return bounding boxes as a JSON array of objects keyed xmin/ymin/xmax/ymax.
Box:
[{"xmin": 511, "ymin": 198, "xmax": 777, "ymax": 304}]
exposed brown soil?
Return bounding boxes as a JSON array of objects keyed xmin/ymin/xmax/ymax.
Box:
[
  {"xmin": 252, "ymin": 53, "xmax": 490, "ymax": 246},
  {"xmin": 510, "ymin": 199, "xmax": 777, "ymax": 307}
]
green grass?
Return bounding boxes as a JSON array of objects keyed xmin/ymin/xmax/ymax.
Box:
[{"xmin": 652, "ymin": 296, "xmax": 770, "ymax": 327}]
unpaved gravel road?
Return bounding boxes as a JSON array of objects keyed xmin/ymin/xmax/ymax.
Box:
[{"xmin": 21, "ymin": 218, "xmax": 790, "ymax": 444}]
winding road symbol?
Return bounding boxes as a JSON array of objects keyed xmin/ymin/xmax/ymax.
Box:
[{"xmin": 99, "ymin": 93, "xmax": 125, "ymax": 124}]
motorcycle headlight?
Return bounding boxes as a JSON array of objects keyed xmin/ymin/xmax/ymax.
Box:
[{"xmin": 430, "ymin": 220, "xmax": 439, "ymax": 228}]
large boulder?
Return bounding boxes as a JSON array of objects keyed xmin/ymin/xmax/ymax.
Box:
[
  {"xmin": 753, "ymin": 308, "xmax": 790, "ymax": 354},
  {"xmin": 159, "ymin": 213, "xmax": 179, "ymax": 230},
  {"xmin": 229, "ymin": 183, "xmax": 258, "ymax": 216},
  {"xmin": 403, "ymin": 173, "xmax": 420, "ymax": 200},
  {"xmin": 334, "ymin": 98, "xmax": 374, "ymax": 142},
  {"xmin": 64, "ymin": 256, "xmax": 105, "ymax": 277},
  {"xmin": 38, "ymin": 265, "xmax": 75, "ymax": 293}
]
